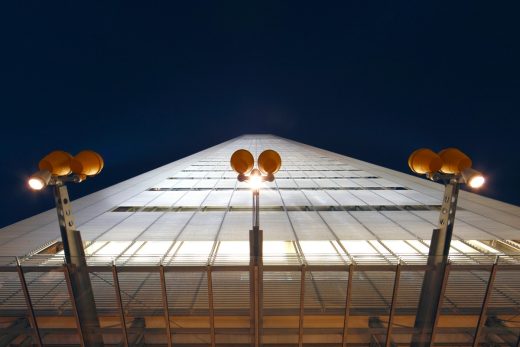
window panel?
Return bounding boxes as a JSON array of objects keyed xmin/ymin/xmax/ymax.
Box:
[
  {"xmin": 288, "ymin": 211, "xmax": 333, "ymax": 240},
  {"xmin": 319, "ymin": 211, "xmax": 375, "ymax": 239},
  {"xmin": 174, "ymin": 190, "xmax": 211, "ymax": 207}
]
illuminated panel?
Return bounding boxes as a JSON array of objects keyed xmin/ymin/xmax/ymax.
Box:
[
  {"xmin": 170, "ymin": 241, "xmax": 215, "ymax": 265},
  {"xmin": 299, "ymin": 240, "xmax": 343, "ymax": 265},
  {"xmin": 263, "ymin": 240, "xmax": 298, "ymax": 265},
  {"xmin": 213, "ymin": 241, "xmax": 249, "ymax": 265}
]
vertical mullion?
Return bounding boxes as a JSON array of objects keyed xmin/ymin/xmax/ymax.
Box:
[
  {"xmin": 298, "ymin": 265, "xmax": 306, "ymax": 347},
  {"xmin": 472, "ymin": 263, "xmax": 498, "ymax": 347},
  {"xmin": 160, "ymin": 265, "xmax": 173, "ymax": 347},
  {"xmin": 63, "ymin": 265, "xmax": 86, "ymax": 347},
  {"xmin": 207, "ymin": 266, "xmax": 216, "ymax": 347},
  {"xmin": 385, "ymin": 263, "xmax": 402, "ymax": 347},
  {"xmin": 254, "ymin": 266, "xmax": 260, "ymax": 347},
  {"xmin": 112, "ymin": 264, "xmax": 129, "ymax": 347},
  {"xmin": 342, "ymin": 264, "xmax": 354, "ymax": 347},
  {"xmin": 16, "ymin": 259, "xmax": 43, "ymax": 347}
]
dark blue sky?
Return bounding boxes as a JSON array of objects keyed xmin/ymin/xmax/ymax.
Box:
[{"xmin": 1, "ymin": 2, "xmax": 519, "ymax": 227}]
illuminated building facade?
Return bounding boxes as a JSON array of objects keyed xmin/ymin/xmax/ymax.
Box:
[{"xmin": 1, "ymin": 135, "xmax": 520, "ymax": 346}]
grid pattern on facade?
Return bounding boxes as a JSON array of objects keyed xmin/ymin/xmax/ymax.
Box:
[
  {"xmin": 1, "ymin": 135, "xmax": 520, "ymax": 345},
  {"xmin": 1, "ymin": 256, "xmax": 520, "ymax": 345}
]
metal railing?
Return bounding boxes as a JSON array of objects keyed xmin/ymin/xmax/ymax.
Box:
[{"xmin": 1, "ymin": 254, "xmax": 520, "ymax": 346}]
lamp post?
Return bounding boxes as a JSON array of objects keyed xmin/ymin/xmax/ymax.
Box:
[
  {"xmin": 408, "ymin": 148, "xmax": 485, "ymax": 346},
  {"xmin": 230, "ymin": 149, "xmax": 281, "ymax": 346},
  {"xmin": 28, "ymin": 150, "xmax": 105, "ymax": 347}
]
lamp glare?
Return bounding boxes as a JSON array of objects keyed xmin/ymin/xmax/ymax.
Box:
[
  {"xmin": 28, "ymin": 170, "xmax": 52, "ymax": 191},
  {"xmin": 468, "ymin": 175, "xmax": 485, "ymax": 189},
  {"xmin": 28, "ymin": 177, "xmax": 45, "ymax": 190},
  {"xmin": 249, "ymin": 170, "xmax": 262, "ymax": 190}
]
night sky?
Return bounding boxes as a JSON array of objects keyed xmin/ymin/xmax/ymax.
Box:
[{"xmin": 1, "ymin": 2, "xmax": 519, "ymax": 228}]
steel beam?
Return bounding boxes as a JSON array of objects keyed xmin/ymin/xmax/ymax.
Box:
[
  {"xmin": 342, "ymin": 264, "xmax": 354, "ymax": 347},
  {"xmin": 112, "ymin": 264, "xmax": 129, "ymax": 347},
  {"xmin": 473, "ymin": 262, "xmax": 498, "ymax": 347},
  {"xmin": 207, "ymin": 266, "xmax": 216, "ymax": 347},
  {"xmin": 385, "ymin": 263, "xmax": 401, "ymax": 347},
  {"xmin": 16, "ymin": 259, "xmax": 43, "ymax": 347}
]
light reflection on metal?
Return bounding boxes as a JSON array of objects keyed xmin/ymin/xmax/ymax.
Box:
[{"xmin": 473, "ymin": 261, "xmax": 498, "ymax": 346}]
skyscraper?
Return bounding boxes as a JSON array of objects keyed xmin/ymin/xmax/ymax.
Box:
[{"xmin": 1, "ymin": 135, "xmax": 519, "ymax": 346}]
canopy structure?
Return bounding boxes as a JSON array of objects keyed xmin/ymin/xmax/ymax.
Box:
[{"xmin": 1, "ymin": 135, "xmax": 519, "ymax": 346}]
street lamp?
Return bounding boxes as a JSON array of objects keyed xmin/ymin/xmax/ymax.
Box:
[
  {"xmin": 409, "ymin": 147, "xmax": 485, "ymax": 346},
  {"xmin": 230, "ymin": 149, "xmax": 281, "ymax": 263},
  {"xmin": 27, "ymin": 149, "xmax": 104, "ymax": 347}
]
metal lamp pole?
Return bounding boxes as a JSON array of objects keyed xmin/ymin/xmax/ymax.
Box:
[
  {"xmin": 409, "ymin": 148, "xmax": 485, "ymax": 346},
  {"xmin": 413, "ymin": 175, "xmax": 460, "ymax": 346},
  {"xmin": 250, "ymin": 186, "xmax": 263, "ymax": 266},
  {"xmin": 28, "ymin": 150, "xmax": 105, "ymax": 346},
  {"xmin": 230, "ymin": 148, "xmax": 281, "ymax": 347},
  {"xmin": 53, "ymin": 179, "xmax": 104, "ymax": 347}
]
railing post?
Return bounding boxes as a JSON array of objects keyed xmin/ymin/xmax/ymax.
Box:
[
  {"xmin": 16, "ymin": 257, "xmax": 43, "ymax": 347},
  {"xmin": 298, "ymin": 265, "xmax": 306, "ymax": 347},
  {"xmin": 473, "ymin": 259, "xmax": 498, "ymax": 346},
  {"xmin": 385, "ymin": 261, "xmax": 401, "ymax": 347},
  {"xmin": 112, "ymin": 263, "xmax": 129, "ymax": 347},
  {"xmin": 207, "ymin": 266, "xmax": 216, "ymax": 347},
  {"xmin": 342, "ymin": 264, "xmax": 354, "ymax": 347}
]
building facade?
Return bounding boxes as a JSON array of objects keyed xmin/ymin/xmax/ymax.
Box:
[{"xmin": 1, "ymin": 135, "xmax": 519, "ymax": 346}]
